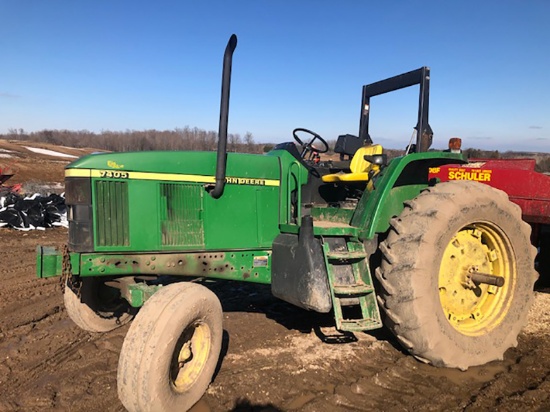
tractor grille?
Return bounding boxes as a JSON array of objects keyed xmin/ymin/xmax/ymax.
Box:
[
  {"xmin": 160, "ymin": 183, "xmax": 204, "ymax": 247},
  {"xmin": 95, "ymin": 180, "xmax": 130, "ymax": 247}
]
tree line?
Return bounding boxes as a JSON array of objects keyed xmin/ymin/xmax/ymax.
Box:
[
  {"xmin": 2, "ymin": 128, "xmax": 549, "ymax": 172},
  {"xmin": 462, "ymin": 148, "xmax": 550, "ymax": 173},
  {"xmin": 3, "ymin": 127, "xmax": 264, "ymax": 154}
]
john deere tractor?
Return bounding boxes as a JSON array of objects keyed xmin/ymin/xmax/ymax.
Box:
[{"xmin": 36, "ymin": 35, "xmax": 537, "ymax": 411}]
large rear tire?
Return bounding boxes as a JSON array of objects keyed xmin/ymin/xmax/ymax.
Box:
[
  {"xmin": 375, "ymin": 181, "xmax": 537, "ymax": 370},
  {"xmin": 64, "ymin": 277, "xmax": 136, "ymax": 332},
  {"xmin": 117, "ymin": 282, "xmax": 223, "ymax": 412}
]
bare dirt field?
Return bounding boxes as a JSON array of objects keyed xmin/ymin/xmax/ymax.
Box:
[{"xmin": 1, "ymin": 140, "xmax": 549, "ymax": 411}]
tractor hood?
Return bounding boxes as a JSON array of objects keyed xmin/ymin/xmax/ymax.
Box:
[
  {"xmin": 65, "ymin": 150, "xmax": 282, "ymax": 185},
  {"xmin": 63, "ymin": 149, "xmax": 298, "ymax": 253}
]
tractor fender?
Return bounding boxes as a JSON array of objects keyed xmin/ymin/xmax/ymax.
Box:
[{"xmin": 352, "ymin": 152, "xmax": 467, "ymax": 240}]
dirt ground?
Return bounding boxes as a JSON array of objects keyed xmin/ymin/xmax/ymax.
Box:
[{"xmin": 1, "ymin": 140, "xmax": 550, "ymax": 411}]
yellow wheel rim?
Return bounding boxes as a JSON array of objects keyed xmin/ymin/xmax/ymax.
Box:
[
  {"xmin": 438, "ymin": 222, "xmax": 515, "ymax": 336},
  {"xmin": 171, "ymin": 322, "xmax": 211, "ymax": 392}
]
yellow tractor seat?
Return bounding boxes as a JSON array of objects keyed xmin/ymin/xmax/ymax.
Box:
[{"xmin": 322, "ymin": 144, "xmax": 383, "ymax": 183}]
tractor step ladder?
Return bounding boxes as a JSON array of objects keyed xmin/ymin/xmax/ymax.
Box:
[{"xmin": 322, "ymin": 240, "xmax": 382, "ymax": 332}]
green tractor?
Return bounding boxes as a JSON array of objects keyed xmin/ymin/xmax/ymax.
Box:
[{"xmin": 37, "ymin": 35, "xmax": 537, "ymax": 411}]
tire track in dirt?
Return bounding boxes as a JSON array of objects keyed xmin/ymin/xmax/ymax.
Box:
[
  {"xmin": 1, "ymin": 314, "xmax": 125, "ymax": 410},
  {"xmin": 461, "ymin": 336, "xmax": 550, "ymax": 411},
  {"xmin": 0, "ymin": 292, "xmax": 61, "ymax": 334},
  {"xmin": 0, "ymin": 228, "xmax": 126, "ymax": 411}
]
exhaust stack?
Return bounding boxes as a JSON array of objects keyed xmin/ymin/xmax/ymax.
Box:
[{"xmin": 210, "ymin": 34, "xmax": 237, "ymax": 199}]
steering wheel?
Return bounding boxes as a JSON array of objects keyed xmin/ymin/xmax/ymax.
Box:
[{"xmin": 292, "ymin": 128, "xmax": 329, "ymax": 159}]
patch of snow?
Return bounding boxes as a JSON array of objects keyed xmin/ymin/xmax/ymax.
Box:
[
  {"xmin": 0, "ymin": 153, "xmax": 12, "ymax": 158},
  {"xmin": 0, "ymin": 148, "xmax": 14, "ymax": 153},
  {"xmin": 61, "ymin": 146, "xmax": 88, "ymax": 151},
  {"xmin": 24, "ymin": 193, "xmax": 40, "ymax": 201},
  {"xmin": 14, "ymin": 225, "xmax": 33, "ymax": 231},
  {"xmin": 24, "ymin": 146, "xmax": 78, "ymax": 158},
  {"xmin": 52, "ymin": 217, "xmax": 68, "ymax": 228}
]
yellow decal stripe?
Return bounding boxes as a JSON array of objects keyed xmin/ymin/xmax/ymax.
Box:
[
  {"xmin": 65, "ymin": 169, "xmax": 91, "ymax": 177},
  {"xmin": 97, "ymin": 170, "xmax": 216, "ymax": 183},
  {"xmin": 65, "ymin": 169, "xmax": 280, "ymax": 186}
]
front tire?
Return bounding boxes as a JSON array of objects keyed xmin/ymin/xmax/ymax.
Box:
[
  {"xmin": 117, "ymin": 282, "xmax": 223, "ymax": 412},
  {"xmin": 375, "ymin": 181, "xmax": 537, "ymax": 370},
  {"xmin": 64, "ymin": 277, "xmax": 136, "ymax": 332}
]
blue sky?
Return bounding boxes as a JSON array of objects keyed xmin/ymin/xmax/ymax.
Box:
[{"xmin": 1, "ymin": 1, "xmax": 549, "ymax": 152}]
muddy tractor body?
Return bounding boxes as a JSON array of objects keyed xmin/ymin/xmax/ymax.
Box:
[{"xmin": 36, "ymin": 36, "xmax": 538, "ymax": 412}]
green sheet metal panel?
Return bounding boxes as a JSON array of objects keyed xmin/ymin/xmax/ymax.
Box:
[
  {"xmin": 68, "ymin": 150, "xmax": 298, "ymax": 253},
  {"xmin": 95, "ymin": 180, "xmax": 129, "ymax": 247},
  {"xmin": 265, "ymin": 150, "xmax": 309, "ymax": 226},
  {"xmin": 201, "ymin": 183, "xmax": 279, "ymax": 249},
  {"xmin": 351, "ymin": 151, "xmax": 466, "ymax": 239},
  {"xmin": 67, "ymin": 151, "xmax": 282, "ymax": 180},
  {"xmin": 160, "ymin": 183, "xmax": 204, "ymax": 247}
]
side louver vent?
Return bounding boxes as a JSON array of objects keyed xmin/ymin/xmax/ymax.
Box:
[
  {"xmin": 95, "ymin": 180, "xmax": 130, "ymax": 247},
  {"xmin": 160, "ymin": 183, "xmax": 204, "ymax": 247}
]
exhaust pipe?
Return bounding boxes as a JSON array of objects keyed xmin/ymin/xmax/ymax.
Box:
[{"xmin": 210, "ymin": 34, "xmax": 237, "ymax": 199}]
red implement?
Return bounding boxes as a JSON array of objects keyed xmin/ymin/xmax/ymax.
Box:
[
  {"xmin": 0, "ymin": 165, "xmax": 21, "ymax": 195},
  {"xmin": 429, "ymin": 159, "xmax": 550, "ymax": 225}
]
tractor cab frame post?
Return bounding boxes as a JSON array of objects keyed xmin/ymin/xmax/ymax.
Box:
[{"xmin": 359, "ymin": 66, "xmax": 432, "ymax": 152}]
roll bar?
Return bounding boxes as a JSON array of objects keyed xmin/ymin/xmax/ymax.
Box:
[{"xmin": 358, "ymin": 67, "xmax": 432, "ymax": 153}]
